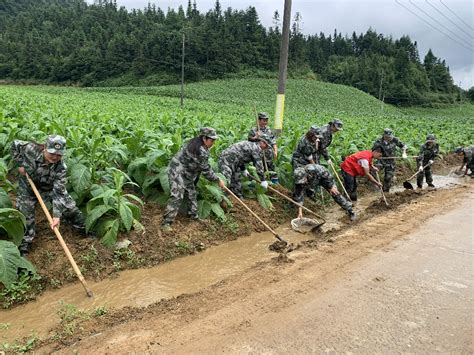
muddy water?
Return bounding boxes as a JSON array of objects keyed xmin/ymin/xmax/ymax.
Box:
[
  {"xmin": 0, "ymin": 173, "xmax": 467, "ymax": 343},
  {"xmin": 0, "ymin": 228, "xmax": 309, "ymax": 343}
]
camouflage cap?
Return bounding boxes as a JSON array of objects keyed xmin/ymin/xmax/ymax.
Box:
[
  {"xmin": 383, "ymin": 128, "xmax": 393, "ymax": 137},
  {"xmin": 454, "ymin": 146, "xmax": 464, "ymax": 154},
  {"xmin": 258, "ymin": 112, "xmax": 269, "ymax": 120},
  {"xmin": 294, "ymin": 167, "xmax": 308, "ymax": 184},
  {"xmin": 46, "ymin": 135, "xmax": 66, "ymax": 155},
  {"xmin": 310, "ymin": 125, "xmax": 323, "ymax": 137},
  {"xmin": 331, "ymin": 119, "xmax": 343, "ymax": 131},
  {"xmin": 200, "ymin": 127, "xmax": 218, "ymax": 140},
  {"xmin": 258, "ymin": 133, "xmax": 272, "ymax": 146},
  {"xmin": 426, "ymin": 133, "xmax": 436, "ymax": 142}
]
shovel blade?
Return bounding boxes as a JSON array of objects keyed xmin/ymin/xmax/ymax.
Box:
[{"xmin": 403, "ymin": 181, "xmax": 414, "ymax": 190}]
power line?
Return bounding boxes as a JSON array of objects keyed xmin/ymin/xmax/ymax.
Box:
[
  {"xmin": 426, "ymin": 0, "xmax": 474, "ymax": 41},
  {"xmin": 408, "ymin": 0, "xmax": 473, "ymax": 50},
  {"xmin": 395, "ymin": 0, "xmax": 474, "ymax": 53},
  {"xmin": 439, "ymin": 0, "xmax": 474, "ymax": 31}
]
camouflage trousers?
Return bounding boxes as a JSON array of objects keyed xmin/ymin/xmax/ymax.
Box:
[
  {"xmin": 16, "ymin": 184, "xmax": 85, "ymax": 244},
  {"xmin": 416, "ymin": 165, "xmax": 433, "ymax": 187},
  {"xmin": 374, "ymin": 162, "xmax": 396, "ymax": 192},
  {"xmin": 218, "ymin": 159, "xmax": 244, "ymax": 198},
  {"xmin": 294, "ymin": 183, "xmax": 352, "ymax": 213},
  {"xmin": 331, "ymin": 193, "xmax": 353, "ymax": 213},
  {"xmin": 163, "ymin": 165, "xmax": 199, "ymax": 225}
]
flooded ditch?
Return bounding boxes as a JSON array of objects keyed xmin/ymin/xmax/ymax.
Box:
[{"xmin": 0, "ymin": 173, "xmax": 469, "ymax": 344}]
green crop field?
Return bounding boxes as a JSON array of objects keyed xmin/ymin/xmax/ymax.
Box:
[{"xmin": 0, "ymin": 79, "xmax": 473, "ymax": 251}]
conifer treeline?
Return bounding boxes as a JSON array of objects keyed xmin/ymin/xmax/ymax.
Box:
[{"xmin": 0, "ymin": 0, "xmax": 461, "ymax": 105}]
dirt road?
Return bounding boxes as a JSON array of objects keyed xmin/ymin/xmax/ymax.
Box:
[{"xmin": 40, "ymin": 185, "xmax": 473, "ymax": 353}]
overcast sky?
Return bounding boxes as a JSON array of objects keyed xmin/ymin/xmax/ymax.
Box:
[{"xmin": 96, "ymin": 0, "xmax": 474, "ymax": 88}]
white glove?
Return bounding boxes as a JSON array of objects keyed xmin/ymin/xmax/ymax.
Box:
[
  {"xmin": 327, "ymin": 159, "xmax": 332, "ymax": 165},
  {"xmin": 418, "ymin": 166, "xmax": 424, "ymax": 172},
  {"xmin": 242, "ymin": 169, "xmax": 249, "ymax": 177},
  {"xmin": 402, "ymin": 151, "xmax": 407, "ymax": 159},
  {"xmin": 428, "ymin": 160, "xmax": 434, "ymax": 165},
  {"xmin": 260, "ymin": 180, "xmax": 269, "ymax": 189}
]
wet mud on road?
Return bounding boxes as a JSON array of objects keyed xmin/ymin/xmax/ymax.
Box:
[{"xmin": 30, "ymin": 177, "xmax": 473, "ymax": 353}]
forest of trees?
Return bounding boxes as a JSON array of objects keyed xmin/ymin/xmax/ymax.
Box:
[{"xmin": 0, "ymin": 0, "xmax": 464, "ymax": 105}]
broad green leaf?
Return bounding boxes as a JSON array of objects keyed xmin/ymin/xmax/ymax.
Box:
[
  {"xmin": 256, "ymin": 193, "xmax": 273, "ymax": 210},
  {"xmin": 69, "ymin": 163, "xmax": 91, "ymax": 194},
  {"xmin": 100, "ymin": 219, "xmax": 120, "ymax": 247},
  {"xmin": 0, "ymin": 188, "xmax": 12, "ymax": 208},
  {"xmin": 158, "ymin": 168, "xmax": 170, "ymax": 195},
  {"xmin": 197, "ymin": 200, "xmax": 211, "ymax": 219},
  {"xmin": 85, "ymin": 205, "xmax": 112, "ymax": 231},
  {"xmin": 0, "ymin": 240, "xmax": 36, "ymax": 288},
  {"xmin": 0, "ymin": 208, "xmax": 26, "ymax": 246},
  {"xmin": 119, "ymin": 203, "xmax": 133, "ymax": 232},
  {"xmin": 205, "ymin": 184, "xmax": 224, "ymax": 202},
  {"xmin": 210, "ymin": 203, "xmax": 226, "ymax": 221}
]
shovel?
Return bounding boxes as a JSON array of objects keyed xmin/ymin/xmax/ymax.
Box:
[
  {"xmin": 26, "ymin": 174, "xmax": 93, "ymax": 298},
  {"xmin": 247, "ymin": 175, "xmax": 326, "ymax": 227},
  {"xmin": 403, "ymin": 162, "xmax": 431, "ymax": 190},
  {"xmin": 222, "ymin": 185, "xmax": 287, "ymax": 244}
]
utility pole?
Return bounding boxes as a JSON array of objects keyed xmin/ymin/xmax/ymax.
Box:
[
  {"xmin": 180, "ymin": 33, "xmax": 185, "ymax": 108},
  {"xmin": 273, "ymin": 0, "xmax": 292, "ymax": 136}
]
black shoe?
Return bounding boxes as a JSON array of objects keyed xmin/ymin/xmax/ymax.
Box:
[
  {"xmin": 417, "ymin": 184, "xmax": 423, "ymax": 189},
  {"xmin": 19, "ymin": 241, "xmax": 31, "ymax": 257},
  {"xmin": 428, "ymin": 183, "xmax": 435, "ymax": 188}
]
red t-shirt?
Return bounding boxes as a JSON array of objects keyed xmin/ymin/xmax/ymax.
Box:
[{"xmin": 341, "ymin": 150, "xmax": 373, "ymax": 177}]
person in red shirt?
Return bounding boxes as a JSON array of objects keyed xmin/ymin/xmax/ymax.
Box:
[{"xmin": 340, "ymin": 147, "xmax": 383, "ymax": 201}]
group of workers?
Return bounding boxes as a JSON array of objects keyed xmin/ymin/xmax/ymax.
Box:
[{"xmin": 9, "ymin": 115, "xmax": 473, "ymax": 255}]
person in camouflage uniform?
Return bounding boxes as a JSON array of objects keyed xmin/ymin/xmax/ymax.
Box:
[
  {"xmin": 11, "ymin": 135, "xmax": 85, "ymax": 256},
  {"xmin": 454, "ymin": 146, "xmax": 474, "ymax": 176},
  {"xmin": 293, "ymin": 164, "xmax": 356, "ymax": 221},
  {"xmin": 416, "ymin": 134, "xmax": 439, "ymax": 188},
  {"xmin": 291, "ymin": 126, "xmax": 323, "ymax": 169},
  {"xmin": 218, "ymin": 135, "xmax": 271, "ymax": 198},
  {"xmin": 372, "ymin": 128, "xmax": 407, "ymax": 192},
  {"xmin": 248, "ymin": 112, "xmax": 278, "ymax": 183},
  {"xmin": 313, "ymin": 119, "xmax": 343, "ymax": 165},
  {"xmin": 161, "ymin": 128, "xmax": 225, "ymax": 231}
]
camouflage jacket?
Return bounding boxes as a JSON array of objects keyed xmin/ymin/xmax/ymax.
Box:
[
  {"xmin": 292, "ymin": 135, "xmax": 318, "ymax": 167},
  {"xmin": 248, "ymin": 126, "xmax": 277, "ymax": 146},
  {"xmin": 219, "ymin": 141, "xmax": 265, "ymax": 178},
  {"xmin": 11, "ymin": 140, "xmax": 70, "ymax": 217},
  {"xmin": 315, "ymin": 124, "xmax": 333, "ymax": 161},
  {"xmin": 170, "ymin": 142, "xmax": 219, "ymax": 182},
  {"xmin": 293, "ymin": 164, "xmax": 335, "ymax": 204},
  {"xmin": 372, "ymin": 136, "xmax": 406, "ymax": 163},
  {"xmin": 417, "ymin": 143, "xmax": 439, "ymax": 165}
]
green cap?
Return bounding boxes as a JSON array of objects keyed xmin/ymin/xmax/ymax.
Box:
[
  {"xmin": 200, "ymin": 127, "xmax": 218, "ymax": 140},
  {"xmin": 331, "ymin": 119, "xmax": 343, "ymax": 131},
  {"xmin": 258, "ymin": 112, "xmax": 269, "ymax": 120},
  {"xmin": 46, "ymin": 135, "xmax": 66, "ymax": 155}
]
